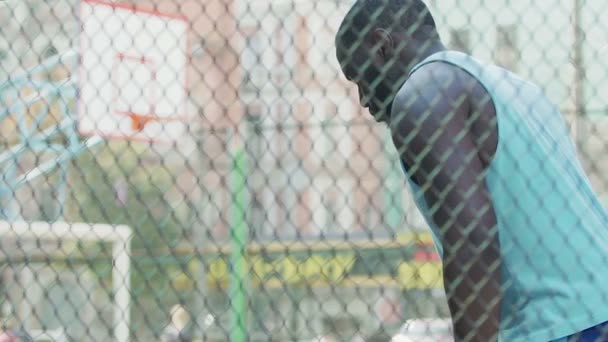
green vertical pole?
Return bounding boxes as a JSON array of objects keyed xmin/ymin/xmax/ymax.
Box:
[{"xmin": 230, "ymin": 148, "xmax": 248, "ymax": 342}]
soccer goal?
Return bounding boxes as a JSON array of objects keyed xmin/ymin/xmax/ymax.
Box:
[{"xmin": 0, "ymin": 221, "xmax": 132, "ymax": 342}]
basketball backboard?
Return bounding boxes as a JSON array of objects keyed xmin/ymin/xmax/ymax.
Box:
[{"xmin": 78, "ymin": 0, "xmax": 189, "ymax": 143}]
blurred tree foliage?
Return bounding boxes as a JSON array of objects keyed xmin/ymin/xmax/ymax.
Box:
[{"xmin": 65, "ymin": 140, "xmax": 195, "ymax": 340}]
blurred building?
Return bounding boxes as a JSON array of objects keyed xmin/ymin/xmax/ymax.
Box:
[
  {"xmin": 235, "ymin": 0, "xmax": 426, "ymax": 242},
  {"xmin": 0, "ymin": 0, "xmax": 78, "ymax": 75}
]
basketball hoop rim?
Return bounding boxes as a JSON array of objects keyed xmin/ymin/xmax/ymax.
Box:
[{"xmin": 115, "ymin": 111, "xmax": 191, "ymax": 122}]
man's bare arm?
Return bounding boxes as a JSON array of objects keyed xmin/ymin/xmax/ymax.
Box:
[{"xmin": 390, "ymin": 64, "xmax": 502, "ymax": 341}]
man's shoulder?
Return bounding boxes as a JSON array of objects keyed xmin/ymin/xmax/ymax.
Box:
[
  {"xmin": 391, "ymin": 61, "xmax": 473, "ymax": 121},
  {"xmin": 405, "ymin": 60, "xmax": 476, "ymax": 92}
]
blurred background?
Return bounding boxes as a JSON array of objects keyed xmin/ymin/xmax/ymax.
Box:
[{"xmin": 0, "ymin": 0, "xmax": 607, "ymax": 341}]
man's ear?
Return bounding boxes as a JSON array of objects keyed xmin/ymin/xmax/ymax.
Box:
[{"xmin": 372, "ymin": 28, "xmax": 394, "ymax": 59}]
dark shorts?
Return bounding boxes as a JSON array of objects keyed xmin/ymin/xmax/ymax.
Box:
[{"xmin": 551, "ymin": 321, "xmax": 608, "ymax": 342}]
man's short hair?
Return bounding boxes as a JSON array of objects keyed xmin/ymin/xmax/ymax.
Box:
[{"xmin": 338, "ymin": 0, "xmax": 437, "ymax": 46}]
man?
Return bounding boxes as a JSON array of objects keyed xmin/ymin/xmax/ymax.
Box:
[{"xmin": 335, "ymin": 0, "xmax": 608, "ymax": 341}]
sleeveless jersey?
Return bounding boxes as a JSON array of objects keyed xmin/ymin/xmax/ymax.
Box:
[{"xmin": 401, "ymin": 51, "xmax": 608, "ymax": 341}]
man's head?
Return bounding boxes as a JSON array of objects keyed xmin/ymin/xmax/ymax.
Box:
[{"xmin": 335, "ymin": 0, "xmax": 443, "ymax": 122}]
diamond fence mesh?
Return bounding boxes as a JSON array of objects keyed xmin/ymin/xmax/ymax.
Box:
[{"xmin": 1, "ymin": 0, "xmax": 608, "ymax": 341}]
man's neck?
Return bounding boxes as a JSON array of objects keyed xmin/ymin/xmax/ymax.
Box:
[
  {"xmin": 407, "ymin": 40, "xmax": 447, "ymax": 74},
  {"xmin": 378, "ymin": 41, "xmax": 447, "ymax": 125},
  {"xmin": 397, "ymin": 41, "xmax": 448, "ymax": 99}
]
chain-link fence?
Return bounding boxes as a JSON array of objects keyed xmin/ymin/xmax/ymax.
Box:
[{"xmin": 1, "ymin": 0, "xmax": 608, "ymax": 341}]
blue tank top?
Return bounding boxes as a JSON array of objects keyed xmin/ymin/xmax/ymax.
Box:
[{"xmin": 402, "ymin": 51, "xmax": 608, "ymax": 341}]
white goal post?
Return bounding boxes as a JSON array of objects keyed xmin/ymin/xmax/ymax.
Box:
[{"xmin": 0, "ymin": 221, "xmax": 132, "ymax": 342}]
